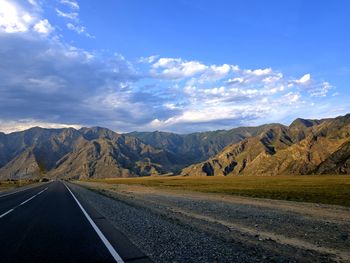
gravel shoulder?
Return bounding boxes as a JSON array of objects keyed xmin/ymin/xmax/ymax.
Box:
[{"xmin": 71, "ymin": 181, "xmax": 350, "ymax": 263}]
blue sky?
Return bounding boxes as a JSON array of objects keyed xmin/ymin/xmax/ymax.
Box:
[{"xmin": 0, "ymin": 0, "xmax": 349, "ymax": 133}]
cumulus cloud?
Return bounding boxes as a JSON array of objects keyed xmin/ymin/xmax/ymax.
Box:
[
  {"xmin": 0, "ymin": 0, "xmax": 49, "ymax": 34},
  {"xmin": 150, "ymin": 58, "xmax": 208, "ymax": 79},
  {"xmin": 149, "ymin": 57, "xmax": 239, "ymax": 82},
  {"xmin": 33, "ymin": 19, "xmax": 53, "ymax": 34},
  {"xmin": 0, "ymin": 1, "xmax": 29, "ymax": 33},
  {"xmin": 0, "ymin": 1, "xmax": 342, "ymax": 134},
  {"xmin": 134, "ymin": 57, "xmax": 340, "ymax": 132}
]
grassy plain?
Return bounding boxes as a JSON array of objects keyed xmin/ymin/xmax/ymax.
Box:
[{"xmin": 85, "ymin": 175, "xmax": 350, "ymax": 207}]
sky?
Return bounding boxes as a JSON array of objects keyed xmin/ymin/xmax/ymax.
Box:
[{"xmin": 0, "ymin": 0, "xmax": 349, "ymax": 134}]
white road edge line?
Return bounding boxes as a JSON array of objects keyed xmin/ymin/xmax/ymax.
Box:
[
  {"xmin": 0, "ymin": 208, "xmax": 14, "ymax": 218},
  {"xmin": 63, "ymin": 183, "xmax": 125, "ymax": 263},
  {"xmin": 0, "ymin": 187, "xmax": 49, "ymax": 219}
]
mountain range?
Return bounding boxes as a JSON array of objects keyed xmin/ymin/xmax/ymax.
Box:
[
  {"xmin": 0, "ymin": 114, "xmax": 349, "ymax": 180},
  {"xmin": 181, "ymin": 114, "xmax": 350, "ymax": 176}
]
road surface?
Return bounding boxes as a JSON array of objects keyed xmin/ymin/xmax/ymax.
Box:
[{"xmin": 0, "ymin": 181, "xmax": 151, "ymax": 263}]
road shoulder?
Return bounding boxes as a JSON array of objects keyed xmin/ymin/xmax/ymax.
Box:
[
  {"xmin": 67, "ymin": 182, "xmax": 152, "ymax": 263},
  {"xmin": 72, "ymin": 181, "xmax": 347, "ymax": 263}
]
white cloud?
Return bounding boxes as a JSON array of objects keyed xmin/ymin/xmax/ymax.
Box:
[
  {"xmin": 0, "ymin": 28, "xmax": 140, "ymax": 132},
  {"xmin": 152, "ymin": 57, "xmax": 180, "ymax": 68},
  {"xmin": 0, "ymin": 119, "xmax": 81, "ymax": 134},
  {"xmin": 56, "ymin": 8, "xmax": 78, "ymax": 21},
  {"xmin": 34, "ymin": 19, "xmax": 53, "ymax": 34},
  {"xmin": 56, "ymin": 2, "xmax": 93, "ymax": 38},
  {"xmin": 245, "ymin": 68, "xmax": 272, "ymax": 76},
  {"xmin": 149, "ymin": 118, "xmax": 162, "ymax": 127},
  {"xmin": 163, "ymin": 103, "xmax": 178, "ymax": 110},
  {"xmin": 28, "ymin": 0, "xmax": 37, "ymax": 5},
  {"xmin": 291, "ymin": 74, "xmax": 332, "ymax": 97},
  {"xmin": 210, "ymin": 64, "xmax": 231, "ymax": 76},
  {"xmin": 138, "ymin": 55, "xmax": 159, "ymax": 64},
  {"xmin": 151, "ymin": 58, "xmax": 208, "ymax": 79},
  {"xmin": 0, "ymin": 0, "xmax": 54, "ymax": 35},
  {"xmin": 309, "ymin": 81, "xmax": 332, "ymax": 97},
  {"xmin": 198, "ymin": 64, "xmax": 232, "ymax": 82},
  {"xmin": 296, "ymin": 73, "xmax": 311, "ymax": 84},
  {"xmin": 148, "ymin": 104, "xmax": 272, "ymax": 128},
  {"xmin": 66, "ymin": 22, "xmax": 85, "ymax": 34},
  {"xmin": 60, "ymin": 0, "xmax": 79, "ymax": 10},
  {"xmin": 137, "ymin": 56, "xmax": 338, "ymax": 132},
  {"xmin": 227, "ymin": 77, "xmax": 244, "ymax": 84},
  {"xmin": 284, "ymin": 92, "xmax": 301, "ymax": 104},
  {"xmin": 262, "ymin": 72, "xmax": 283, "ymax": 83},
  {"xmin": 0, "ymin": 0, "xmax": 32, "ymax": 33},
  {"xmin": 151, "ymin": 58, "xmax": 237, "ymax": 81},
  {"xmin": 0, "ymin": 0, "xmax": 341, "ymax": 133}
]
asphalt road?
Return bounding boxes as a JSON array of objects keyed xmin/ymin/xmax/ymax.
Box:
[{"xmin": 0, "ymin": 181, "xmax": 151, "ymax": 263}]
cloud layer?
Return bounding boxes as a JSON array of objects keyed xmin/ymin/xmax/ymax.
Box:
[{"xmin": 0, "ymin": 0, "xmax": 344, "ymax": 133}]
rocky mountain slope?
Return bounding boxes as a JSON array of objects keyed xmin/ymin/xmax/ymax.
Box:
[
  {"xmin": 0, "ymin": 127, "xmax": 181, "ymax": 180},
  {"xmin": 0, "ymin": 114, "xmax": 349, "ymax": 179},
  {"xmin": 181, "ymin": 114, "xmax": 350, "ymax": 176},
  {"xmin": 129, "ymin": 124, "xmax": 282, "ymax": 165}
]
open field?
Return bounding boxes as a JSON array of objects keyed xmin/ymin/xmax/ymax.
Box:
[{"xmin": 85, "ymin": 175, "xmax": 350, "ymax": 207}]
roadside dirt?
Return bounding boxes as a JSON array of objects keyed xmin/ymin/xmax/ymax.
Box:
[{"xmin": 77, "ymin": 181, "xmax": 350, "ymax": 262}]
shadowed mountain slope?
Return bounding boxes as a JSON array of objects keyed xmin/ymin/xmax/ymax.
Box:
[
  {"xmin": 128, "ymin": 124, "xmax": 287, "ymax": 165},
  {"xmin": 181, "ymin": 114, "xmax": 350, "ymax": 176},
  {"xmin": 316, "ymin": 141, "xmax": 350, "ymax": 174}
]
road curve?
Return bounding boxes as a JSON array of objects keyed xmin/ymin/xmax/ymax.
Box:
[{"xmin": 0, "ymin": 181, "xmax": 151, "ymax": 263}]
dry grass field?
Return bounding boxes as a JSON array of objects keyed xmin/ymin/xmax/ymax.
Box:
[
  {"xmin": 0, "ymin": 180, "xmax": 35, "ymax": 191},
  {"xmin": 85, "ymin": 175, "xmax": 350, "ymax": 207}
]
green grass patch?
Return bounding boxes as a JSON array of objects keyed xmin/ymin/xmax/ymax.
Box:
[{"xmin": 84, "ymin": 175, "xmax": 350, "ymax": 207}]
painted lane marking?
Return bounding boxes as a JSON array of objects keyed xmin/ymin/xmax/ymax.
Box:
[
  {"xmin": 35, "ymin": 188, "xmax": 48, "ymax": 196},
  {"xmin": 64, "ymin": 183, "xmax": 125, "ymax": 263},
  {"xmin": 0, "ymin": 187, "xmax": 48, "ymax": 219},
  {"xmin": 19, "ymin": 195, "xmax": 37, "ymax": 206},
  {"xmin": 0, "ymin": 208, "xmax": 14, "ymax": 218}
]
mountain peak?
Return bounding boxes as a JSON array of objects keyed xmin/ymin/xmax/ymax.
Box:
[
  {"xmin": 289, "ymin": 118, "xmax": 320, "ymax": 129},
  {"xmin": 79, "ymin": 126, "xmax": 119, "ymax": 140}
]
